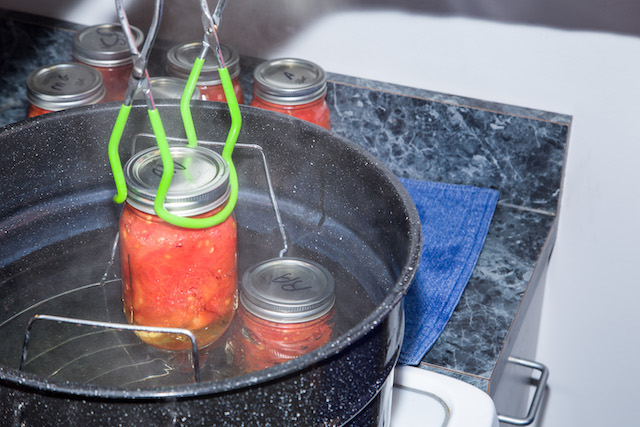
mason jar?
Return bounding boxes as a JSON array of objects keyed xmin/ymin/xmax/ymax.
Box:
[
  {"xmin": 73, "ymin": 23, "xmax": 143, "ymax": 102},
  {"xmin": 166, "ymin": 42, "xmax": 244, "ymax": 103},
  {"xmin": 26, "ymin": 62, "xmax": 105, "ymax": 117},
  {"xmin": 119, "ymin": 145, "xmax": 238, "ymax": 351},
  {"xmin": 133, "ymin": 76, "xmax": 201, "ymax": 101},
  {"xmin": 228, "ymin": 258, "xmax": 335, "ymax": 372},
  {"xmin": 250, "ymin": 58, "xmax": 331, "ymax": 130}
]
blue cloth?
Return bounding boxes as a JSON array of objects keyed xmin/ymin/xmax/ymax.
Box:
[{"xmin": 398, "ymin": 178, "xmax": 499, "ymax": 366}]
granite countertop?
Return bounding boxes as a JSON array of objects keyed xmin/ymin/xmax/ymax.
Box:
[{"xmin": 0, "ymin": 10, "xmax": 569, "ymax": 394}]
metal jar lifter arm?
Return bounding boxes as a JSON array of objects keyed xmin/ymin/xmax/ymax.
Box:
[
  {"xmin": 108, "ymin": 0, "xmax": 167, "ymax": 205},
  {"xmin": 152, "ymin": 0, "xmax": 240, "ymax": 229},
  {"xmin": 180, "ymin": 0, "xmax": 228, "ymax": 148}
]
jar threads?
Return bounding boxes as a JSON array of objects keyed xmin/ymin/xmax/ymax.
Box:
[{"xmin": 229, "ymin": 258, "xmax": 335, "ymax": 372}]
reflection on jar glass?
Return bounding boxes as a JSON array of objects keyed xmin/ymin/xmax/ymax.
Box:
[
  {"xmin": 119, "ymin": 146, "xmax": 238, "ymax": 351},
  {"xmin": 227, "ymin": 258, "xmax": 335, "ymax": 372},
  {"xmin": 167, "ymin": 42, "xmax": 244, "ymax": 104},
  {"xmin": 250, "ymin": 58, "xmax": 331, "ymax": 130},
  {"xmin": 73, "ymin": 24, "xmax": 144, "ymax": 102}
]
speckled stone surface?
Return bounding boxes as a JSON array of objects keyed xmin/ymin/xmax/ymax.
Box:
[
  {"xmin": 318, "ymin": 70, "xmax": 567, "ymax": 392},
  {"xmin": 0, "ymin": 10, "xmax": 570, "ymax": 399}
]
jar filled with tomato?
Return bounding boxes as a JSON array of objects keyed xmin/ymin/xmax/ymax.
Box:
[
  {"xmin": 73, "ymin": 23, "xmax": 143, "ymax": 102},
  {"xmin": 26, "ymin": 62, "xmax": 106, "ymax": 117},
  {"xmin": 250, "ymin": 58, "xmax": 331, "ymax": 130},
  {"xmin": 120, "ymin": 145, "xmax": 238, "ymax": 351},
  {"xmin": 166, "ymin": 42, "xmax": 244, "ymax": 103},
  {"xmin": 228, "ymin": 258, "xmax": 335, "ymax": 372}
]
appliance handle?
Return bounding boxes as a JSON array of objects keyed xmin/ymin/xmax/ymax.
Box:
[{"xmin": 497, "ymin": 356, "xmax": 549, "ymax": 426}]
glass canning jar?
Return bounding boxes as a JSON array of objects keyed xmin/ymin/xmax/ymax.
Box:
[
  {"xmin": 120, "ymin": 145, "xmax": 238, "ymax": 351},
  {"xmin": 250, "ymin": 58, "xmax": 331, "ymax": 130},
  {"xmin": 26, "ymin": 62, "xmax": 105, "ymax": 117},
  {"xmin": 166, "ymin": 42, "xmax": 244, "ymax": 103},
  {"xmin": 227, "ymin": 258, "xmax": 335, "ymax": 372},
  {"xmin": 133, "ymin": 76, "xmax": 201, "ymax": 101},
  {"xmin": 73, "ymin": 23, "xmax": 143, "ymax": 102}
]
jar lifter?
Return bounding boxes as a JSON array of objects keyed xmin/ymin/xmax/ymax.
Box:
[{"xmin": 107, "ymin": 0, "xmax": 240, "ymax": 229}]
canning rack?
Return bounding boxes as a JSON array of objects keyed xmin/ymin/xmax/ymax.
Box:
[
  {"xmin": 13, "ymin": 0, "xmax": 290, "ymax": 386},
  {"xmin": 16, "ymin": 134, "xmax": 290, "ymax": 387}
]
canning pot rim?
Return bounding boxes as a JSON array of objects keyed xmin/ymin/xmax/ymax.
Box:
[{"xmin": 0, "ymin": 102, "xmax": 423, "ymax": 400}]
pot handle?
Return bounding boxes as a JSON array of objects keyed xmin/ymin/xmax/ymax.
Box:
[
  {"xmin": 19, "ymin": 314, "xmax": 202, "ymax": 383},
  {"xmin": 496, "ymin": 356, "xmax": 549, "ymax": 426}
]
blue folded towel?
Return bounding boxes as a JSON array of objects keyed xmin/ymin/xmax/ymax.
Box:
[{"xmin": 398, "ymin": 178, "xmax": 499, "ymax": 366}]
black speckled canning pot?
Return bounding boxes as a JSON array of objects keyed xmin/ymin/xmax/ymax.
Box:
[{"xmin": 0, "ymin": 101, "xmax": 421, "ymax": 426}]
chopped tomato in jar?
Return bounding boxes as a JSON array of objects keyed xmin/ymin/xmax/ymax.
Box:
[
  {"xmin": 73, "ymin": 24, "xmax": 143, "ymax": 102},
  {"xmin": 89, "ymin": 63, "xmax": 133, "ymax": 102},
  {"xmin": 27, "ymin": 104, "xmax": 53, "ymax": 118},
  {"xmin": 120, "ymin": 203, "xmax": 238, "ymax": 351},
  {"xmin": 249, "ymin": 96, "xmax": 331, "ymax": 130},
  {"xmin": 227, "ymin": 257, "xmax": 335, "ymax": 372},
  {"xmin": 231, "ymin": 305, "xmax": 334, "ymax": 372},
  {"xmin": 197, "ymin": 76, "xmax": 245, "ymax": 103},
  {"xmin": 251, "ymin": 58, "xmax": 331, "ymax": 130}
]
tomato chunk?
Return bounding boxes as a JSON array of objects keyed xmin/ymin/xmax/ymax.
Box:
[{"xmin": 120, "ymin": 204, "xmax": 237, "ymax": 351}]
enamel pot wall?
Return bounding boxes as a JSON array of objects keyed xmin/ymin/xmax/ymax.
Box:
[{"xmin": 0, "ymin": 101, "xmax": 421, "ymax": 426}]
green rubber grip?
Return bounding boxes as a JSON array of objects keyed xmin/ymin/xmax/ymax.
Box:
[
  {"xmin": 108, "ymin": 104, "xmax": 132, "ymax": 204},
  {"xmin": 152, "ymin": 66, "xmax": 240, "ymax": 229},
  {"xmin": 180, "ymin": 57, "xmax": 204, "ymax": 148}
]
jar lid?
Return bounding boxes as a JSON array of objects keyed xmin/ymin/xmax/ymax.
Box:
[
  {"xmin": 124, "ymin": 145, "xmax": 230, "ymax": 217},
  {"xmin": 73, "ymin": 24, "xmax": 143, "ymax": 67},
  {"xmin": 133, "ymin": 77, "xmax": 201, "ymax": 100},
  {"xmin": 240, "ymin": 258, "xmax": 335, "ymax": 323},
  {"xmin": 166, "ymin": 42, "xmax": 241, "ymax": 85},
  {"xmin": 26, "ymin": 62, "xmax": 106, "ymax": 111},
  {"xmin": 252, "ymin": 58, "xmax": 327, "ymax": 105}
]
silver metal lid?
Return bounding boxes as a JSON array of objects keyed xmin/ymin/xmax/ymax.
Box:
[
  {"xmin": 124, "ymin": 145, "xmax": 230, "ymax": 217},
  {"xmin": 73, "ymin": 24, "xmax": 143, "ymax": 67},
  {"xmin": 252, "ymin": 58, "xmax": 327, "ymax": 105},
  {"xmin": 133, "ymin": 77, "xmax": 201, "ymax": 100},
  {"xmin": 240, "ymin": 258, "xmax": 335, "ymax": 323},
  {"xmin": 166, "ymin": 42, "xmax": 241, "ymax": 85},
  {"xmin": 26, "ymin": 62, "xmax": 106, "ymax": 111}
]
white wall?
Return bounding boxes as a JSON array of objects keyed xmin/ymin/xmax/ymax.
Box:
[{"xmin": 2, "ymin": 2, "xmax": 640, "ymax": 426}]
